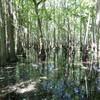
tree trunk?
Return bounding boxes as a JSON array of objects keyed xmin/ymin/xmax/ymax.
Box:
[
  {"xmin": 96, "ymin": 0, "xmax": 100, "ymax": 66},
  {"xmin": 7, "ymin": 0, "xmax": 17, "ymax": 62},
  {"xmin": 96, "ymin": 0, "xmax": 100, "ymax": 26},
  {"xmin": 0, "ymin": 0, "xmax": 7, "ymax": 66}
]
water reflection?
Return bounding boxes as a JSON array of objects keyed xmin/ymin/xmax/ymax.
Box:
[{"xmin": 0, "ymin": 52, "xmax": 100, "ymax": 100}]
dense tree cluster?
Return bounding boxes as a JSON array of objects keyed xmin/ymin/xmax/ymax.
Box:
[{"xmin": 0, "ymin": 0, "xmax": 99, "ymax": 66}]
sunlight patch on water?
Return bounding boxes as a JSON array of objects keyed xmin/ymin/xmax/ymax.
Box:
[{"xmin": 16, "ymin": 82, "xmax": 36, "ymax": 94}]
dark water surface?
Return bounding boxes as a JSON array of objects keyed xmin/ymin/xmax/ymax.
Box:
[{"xmin": 0, "ymin": 52, "xmax": 100, "ymax": 100}]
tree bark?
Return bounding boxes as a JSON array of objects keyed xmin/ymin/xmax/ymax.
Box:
[
  {"xmin": 7, "ymin": 0, "xmax": 17, "ymax": 62},
  {"xmin": 96, "ymin": 0, "xmax": 100, "ymax": 26},
  {"xmin": 0, "ymin": 0, "xmax": 7, "ymax": 65}
]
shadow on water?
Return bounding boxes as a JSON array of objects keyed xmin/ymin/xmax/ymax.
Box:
[{"xmin": 0, "ymin": 52, "xmax": 100, "ymax": 100}]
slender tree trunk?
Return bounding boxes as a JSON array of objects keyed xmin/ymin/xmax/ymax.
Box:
[
  {"xmin": 96, "ymin": 0, "xmax": 100, "ymax": 26},
  {"xmin": 0, "ymin": 0, "xmax": 7, "ymax": 65},
  {"xmin": 96, "ymin": 0, "xmax": 100, "ymax": 66},
  {"xmin": 7, "ymin": 0, "xmax": 17, "ymax": 62},
  {"xmin": 33, "ymin": 0, "xmax": 44, "ymax": 51}
]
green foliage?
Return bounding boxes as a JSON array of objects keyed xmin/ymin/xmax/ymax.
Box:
[{"xmin": 12, "ymin": 0, "xmax": 96, "ymax": 44}]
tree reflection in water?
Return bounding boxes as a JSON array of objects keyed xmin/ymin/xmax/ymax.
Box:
[{"xmin": 0, "ymin": 52, "xmax": 100, "ymax": 100}]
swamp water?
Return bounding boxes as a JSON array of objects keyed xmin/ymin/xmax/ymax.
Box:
[{"xmin": 0, "ymin": 52, "xmax": 100, "ymax": 100}]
